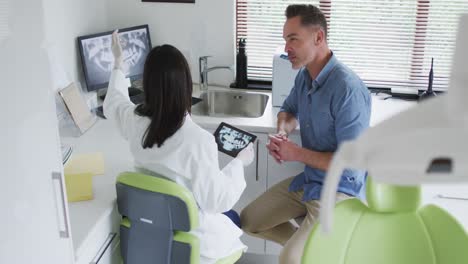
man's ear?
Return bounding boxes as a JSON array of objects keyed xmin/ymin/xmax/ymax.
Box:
[{"xmin": 315, "ymin": 29, "xmax": 325, "ymax": 45}]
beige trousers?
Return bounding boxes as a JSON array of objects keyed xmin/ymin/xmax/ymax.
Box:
[{"xmin": 240, "ymin": 177, "xmax": 350, "ymax": 264}]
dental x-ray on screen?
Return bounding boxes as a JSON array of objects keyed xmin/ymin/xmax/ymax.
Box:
[{"xmin": 77, "ymin": 25, "xmax": 152, "ymax": 92}]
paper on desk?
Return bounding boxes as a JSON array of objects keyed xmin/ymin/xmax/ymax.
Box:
[
  {"xmin": 64, "ymin": 152, "xmax": 105, "ymax": 176},
  {"xmin": 65, "ymin": 173, "xmax": 93, "ymax": 202},
  {"xmin": 59, "ymin": 82, "xmax": 96, "ymax": 134}
]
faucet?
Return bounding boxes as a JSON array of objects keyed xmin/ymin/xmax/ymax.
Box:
[{"xmin": 199, "ymin": 56, "xmax": 233, "ymax": 92}]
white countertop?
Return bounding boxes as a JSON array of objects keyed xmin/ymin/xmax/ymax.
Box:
[{"xmin": 191, "ymin": 85, "xmax": 416, "ymax": 133}]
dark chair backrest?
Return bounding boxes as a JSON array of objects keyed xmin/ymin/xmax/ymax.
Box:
[{"xmin": 116, "ymin": 172, "xmax": 199, "ymax": 264}]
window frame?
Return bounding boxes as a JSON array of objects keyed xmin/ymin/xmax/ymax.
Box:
[{"xmin": 235, "ymin": 0, "xmax": 460, "ymax": 92}]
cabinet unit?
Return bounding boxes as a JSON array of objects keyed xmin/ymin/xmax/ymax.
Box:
[
  {"xmin": 64, "ymin": 119, "xmax": 131, "ymax": 264},
  {"xmin": 205, "ymin": 128, "xmax": 311, "ymax": 256},
  {"xmin": 207, "ymin": 129, "xmax": 268, "ymax": 254},
  {"xmin": 2, "ymin": 1, "xmax": 74, "ymax": 263},
  {"xmin": 265, "ymin": 133, "xmax": 304, "ymax": 255}
]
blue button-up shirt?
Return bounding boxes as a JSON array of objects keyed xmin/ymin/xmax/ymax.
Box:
[{"xmin": 280, "ymin": 53, "xmax": 371, "ymax": 201}]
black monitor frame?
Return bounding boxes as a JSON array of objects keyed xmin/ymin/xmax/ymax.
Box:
[{"xmin": 77, "ymin": 24, "xmax": 152, "ymax": 92}]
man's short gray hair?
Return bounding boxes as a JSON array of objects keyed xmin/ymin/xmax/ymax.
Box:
[{"xmin": 285, "ymin": 4, "xmax": 328, "ymax": 39}]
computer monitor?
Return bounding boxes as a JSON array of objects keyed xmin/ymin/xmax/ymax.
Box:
[{"xmin": 77, "ymin": 25, "xmax": 152, "ymax": 92}]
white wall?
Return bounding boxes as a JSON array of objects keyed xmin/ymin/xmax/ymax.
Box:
[
  {"xmin": 107, "ymin": 0, "xmax": 237, "ymax": 86},
  {"xmin": 41, "ymin": 0, "xmax": 237, "ymax": 91},
  {"xmin": 41, "ymin": 0, "xmax": 109, "ymax": 137},
  {"xmin": 42, "ymin": 0, "xmax": 109, "ymax": 91}
]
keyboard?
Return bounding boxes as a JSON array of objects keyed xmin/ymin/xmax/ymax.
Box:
[{"xmin": 130, "ymin": 93, "xmax": 145, "ymax": 104}]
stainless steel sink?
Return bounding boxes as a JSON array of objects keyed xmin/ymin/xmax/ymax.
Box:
[{"xmin": 191, "ymin": 90, "xmax": 269, "ymax": 118}]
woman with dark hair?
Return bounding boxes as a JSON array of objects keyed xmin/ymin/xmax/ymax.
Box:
[{"xmin": 103, "ymin": 31, "xmax": 253, "ymax": 263}]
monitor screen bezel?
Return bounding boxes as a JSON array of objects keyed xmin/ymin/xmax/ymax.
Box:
[{"xmin": 77, "ymin": 24, "xmax": 152, "ymax": 92}]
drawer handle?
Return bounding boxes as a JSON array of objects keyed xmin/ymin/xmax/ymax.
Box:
[
  {"xmin": 51, "ymin": 172, "xmax": 69, "ymax": 238},
  {"xmin": 90, "ymin": 233, "xmax": 116, "ymax": 264},
  {"xmin": 255, "ymin": 139, "xmax": 259, "ymax": 181}
]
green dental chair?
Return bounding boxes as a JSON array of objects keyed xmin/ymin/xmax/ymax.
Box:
[
  {"xmin": 302, "ymin": 177, "xmax": 468, "ymax": 264},
  {"xmin": 116, "ymin": 172, "xmax": 243, "ymax": 264}
]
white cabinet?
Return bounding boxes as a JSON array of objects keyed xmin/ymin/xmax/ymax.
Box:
[
  {"xmin": 1, "ymin": 1, "xmax": 74, "ymax": 263},
  {"xmin": 204, "ymin": 127, "xmax": 308, "ymax": 255},
  {"xmin": 206, "ymin": 129, "xmax": 268, "ymax": 254},
  {"xmin": 64, "ymin": 120, "xmax": 130, "ymax": 264},
  {"xmin": 265, "ymin": 133, "xmax": 304, "ymax": 255},
  {"xmin": 238, "ymin": 133, "xmax": 268, "ymax": 254}
]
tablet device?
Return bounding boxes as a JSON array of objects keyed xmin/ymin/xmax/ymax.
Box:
[{"xmin": 213, "ymin": 122, "xmax": 257, "ymax": 157}]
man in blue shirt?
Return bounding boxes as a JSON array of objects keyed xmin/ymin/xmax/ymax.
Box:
[{"xmin": 241, "ymin": 4, "xmax": 371, "ymax": 264}]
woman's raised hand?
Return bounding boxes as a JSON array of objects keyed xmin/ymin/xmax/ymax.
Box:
[{"xmin": 111, "ymin": 30, "xmax": 124, "ymax": 70}]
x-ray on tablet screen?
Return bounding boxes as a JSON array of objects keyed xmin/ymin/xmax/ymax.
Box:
[{"xmin": 213, "ymin": 122, "xmax": 257, "ymax": 157}]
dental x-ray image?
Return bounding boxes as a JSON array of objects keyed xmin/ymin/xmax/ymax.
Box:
[
  {"xmin": 214, "ymin": 122, "xmax": 257, "ymax": 157},
  {"xmin": 78, "ymin": 25, "xmax": 151, "ymax": 91}
]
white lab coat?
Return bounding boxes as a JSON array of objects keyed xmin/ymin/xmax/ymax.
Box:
[{"xmin": 103, "ymin": 69, "xmax": 247, "ymax": 263}]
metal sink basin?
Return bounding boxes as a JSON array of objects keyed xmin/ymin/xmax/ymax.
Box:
[{"xmin": 191, "ymin": 90, "xmax": 269, "ymax": 118}]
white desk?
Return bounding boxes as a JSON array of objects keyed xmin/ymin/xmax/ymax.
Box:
[
  {"xmin": 369, "ymin": 93, "xmax": 416, "ymax": 126},
  {"xmin": 62, "ymin": 119, "xmax": 131, "ymax": 264}
]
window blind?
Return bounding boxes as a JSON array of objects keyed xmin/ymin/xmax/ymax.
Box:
[{"xmin": 236, "ymin": 0, "xmax": 468, "ymax": 91}]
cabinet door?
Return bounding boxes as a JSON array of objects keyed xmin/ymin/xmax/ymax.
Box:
[
  {"xmin": 0, "ymin": 1, "xmax": 74, "ymax": 263},
  {"xmin": 207, "ymin": 129, "xmax": 268, "ymax": 254},
  {"xmin": 266, "ymin": 133, "xmax": 304, "ymax": 255}
]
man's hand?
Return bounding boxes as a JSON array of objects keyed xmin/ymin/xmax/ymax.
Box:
[
  {"xmin": 266, "ymin": 140, "xmax": 282, "ymax": 164},
  {"xmin": 276, "ymin": 130, "xmax": 288, "ymax": 139},
  {"xmin": 266, "ymin": 132, "xmax": 289, "ymax": 164},
  {"xmin": 268, "ymin": 135, "xmax": 302, "ymax": 163}
]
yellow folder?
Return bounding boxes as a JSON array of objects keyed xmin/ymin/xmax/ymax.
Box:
[
  {"xmin": 63, "ymin": 152, "xmax": 105, "ymax": 202},
  {"xmin": 64, "ymin": 173, "xmax": 93, "ymax": 202}
]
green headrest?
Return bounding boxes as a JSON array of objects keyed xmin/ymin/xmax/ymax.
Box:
[{"xmin": 366, "ymin": 176, "xmax": 421, "ymax": 213}]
